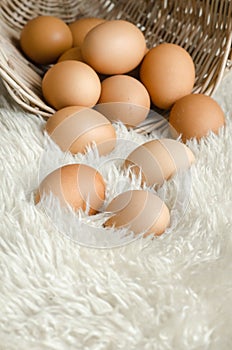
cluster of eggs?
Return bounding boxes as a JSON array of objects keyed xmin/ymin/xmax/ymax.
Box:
[
  {"xmin": 20, "ymin": 15, "xmax": 225, "ymax": 140},
  {"xmin": 20, "ymin": 15, "xmax": 225, "ymax": 237},
  {"xmin": 34, "ymin": 137, "xmax": 195, "ymax": 237}
]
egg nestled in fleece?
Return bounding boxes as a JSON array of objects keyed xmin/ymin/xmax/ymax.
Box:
[
  {"xmin": 35, "ymin": 164, "xmax": 106, "ymax": 215},
  {"xmin": 104, "ymin": 190, "xmax": 170, "ymax": 236},
  {"xmin": 45, "ymin": 106, "xmax": 116, "ymax": 156},
  {"xmin": 124, "ymin": 138, "xmax": 195, "ymax": 187}
]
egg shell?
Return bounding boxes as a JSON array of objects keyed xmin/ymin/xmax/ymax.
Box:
[
  {"xmin": 81, "ymin": 20, "xmax": 146, "ymax": 75},
  {"xmin": 20, "ymin": 16, "xmax": 73, "ymax": 65},
  {"xmin": 69, "ymin": 17, "xmax": 106, "ymax": 47},
  {"xmin": 57, "ymin": 46, "xmax": 84, "ymax": 62},
  {"xmin": 104, "ymin": 190, "xmax": 170, "ymax": 236},
  {"xmin": 42, "ymin": 60, "xmax": 101, "ymax": 109},
  {"xmin": 140, "ymin": 43, "xmax": 195, "ymax": 109},
  {"xmin": 96, "ymin": 75, "xmax": 150, "ymax": 127},
  {"xmin": 45, "ymin": 106, "xmax": 116, "ymax": 156},
  {"xmin": 35, "ymin": 164, "xmax": 105, "ymax": 215},
  {"xmin": 169, "ymin": 93, "xmax": 225, "ymax": 142},
  {"xmin": 124, "ymin": 138, "xmax": 195, "ymax": 187}
]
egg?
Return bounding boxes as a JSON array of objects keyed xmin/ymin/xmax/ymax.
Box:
[
  {"xmin": 169, "ymin": 94, "xmax": 225, "ymax": 142},
  {"xmin": 45, "ymin": 106, "xmax": 116, "ymax": 156},
  {"xmin": 124, "ymin": 138, "xmax": 195, "ymax": 187},
  {"xmin": 57, "ymin": 47, "xmax": 84, "ymax": 62},
  {"xmin": 69, "ymin": 17, "xmax": 106, "ymax": 47},
  {"xmin": 81, "ymin": 20, "xmax": 146, "ymax": 75},
  {"xmin": 104, "ymin": 190, "xmax": 170, "ymax": 236},
  {"xmin": 42, "ymin": 60, "xmax": 101, "ymax": 109},
  {"xmin": 20, "ymin": 16, "xmax": 73, "ymax": 65},
  {"xmin": 35, "ymin": 164, "xmax": 105, "ymax": 215},
  {"xmin": 140, "ymin": 43, "xmax": 195, "ymax": 109},
  {"xmin": 96, "ymin": 75, "xmax": 150, "ymax": 127}
]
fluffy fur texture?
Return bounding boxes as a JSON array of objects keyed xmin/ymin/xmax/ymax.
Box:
[{"xmin": 0, "ymin": 71, "xmax": 232, "ymax": 350}]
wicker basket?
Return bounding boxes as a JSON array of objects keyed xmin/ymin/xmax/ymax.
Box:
[{"xmin": 0, "ymin": 0, "xmax": 231, "ymax": 123}]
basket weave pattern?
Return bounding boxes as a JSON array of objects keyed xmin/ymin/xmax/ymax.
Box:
[{"xmin": 0, "ymin": 0, "xmax": 231, "ymax": 119}]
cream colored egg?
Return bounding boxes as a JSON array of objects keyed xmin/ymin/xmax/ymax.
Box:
[
  {"xmin": 124, "ymin": 138, "xmax": 195, "ymax": 187},
  {"xmin": 104, "ymin": 190, "xmax": 170, "ymax": 236},
  {"xmin": 35, "ymin": 164, "xmax": 105, "ymax": 215},
  {"xmin": 45, "ymin": 106, "xmax": 116, "ymax": 156}
]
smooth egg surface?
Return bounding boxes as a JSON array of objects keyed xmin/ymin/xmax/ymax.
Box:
[
  {"xmin": 96, "ymin": 75, "xmax": 150, "ymax": 127},
  {"xmin": 124, "ymin": 138, "xmax": 195, "ymax": 187},
  {"xmin": 69, "ymin": 17, "xmax": 106, "ymax": 47},
  {"xmin": 81, "ymin": 20, "xmax": 146, "ymax": 75},
  {"xmin": 35, "ymin": 164, "xmax": 105, "ymax": 215},
  {"xmin": 20, "ymin": 16, "xmax": 73, "ymax": 65},
  {"xmin": 104, "ymin": 190, "xmax": 170, "ymax": 236},
  {"xmin": 57, "ymin": 46, "xmax": 84, "ymax": 62},
  {"xmin": 169, "ymin": 93, "xmax": 225, "ymax": 142},
  {"xmin": 42, "ymin": 60, "xmax": 101, "ymax": 109},
  {"xmin": 140, "ymin": 43, "xmax": 195, "ymax": 109},
  {"xmin": 45, "ymin": 106, "xmax": 116, "ymax": 156}
]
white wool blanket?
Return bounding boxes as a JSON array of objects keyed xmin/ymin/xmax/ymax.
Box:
[{"xmin": 0, "ymin": 71, "xmax": 232, "ymax": 350}]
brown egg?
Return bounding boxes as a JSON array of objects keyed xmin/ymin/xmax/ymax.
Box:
[
  {"xmin": 81, "ymin": 20, "xmax": 146, "ymax": 75},
  {"xmin": 42, "ymin": 60, "xmax": 101, "ymax": 109},
  {"xmin": 104, "ymin": 190, "xmax": 170, "ymax": 236},
  {"xmin": 45, "ymin": 106, "xmax": 116, "ymax": 156},
  {"xmin": 140, "ymin": 43, "xmax": 195, "ymax": 109},
  {"xmin": 124, "ymin": 138, "xmax": 195, "ymax": 187},
  {"xmin": 96, "ymin": 75, "xmax": 150, "ymax": 127},
  {"xmin": 35, "ymin": 164, "xmax": 105, "ymax": 215},
  {"xmin": 57, "ymin": 47, "xmax": 84, "ymax": 62},
  {"xmin": 69, "ymin": 17, "xmax": 106, "ymax": 47},
  {"xmin": 169, "ymin": 94, "xmax": 225, "ymax": 142},
  {"xmin": 20, "ymin": 16, "xmax": 73, "ymax": 65}
]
